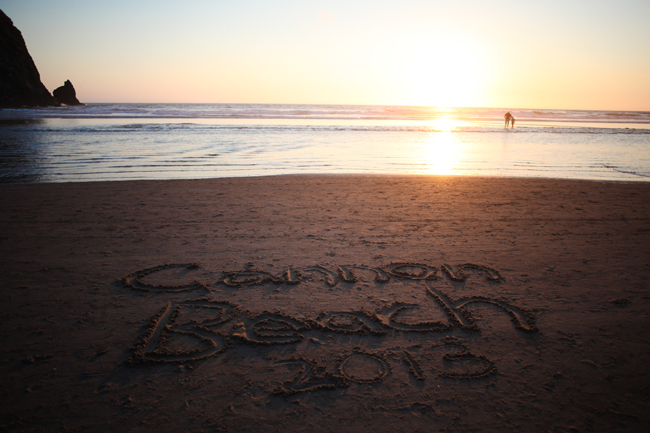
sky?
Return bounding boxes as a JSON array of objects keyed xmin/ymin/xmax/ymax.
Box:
[{"xmin": 2, "ymin": 0, "xmax": 649, "ymax": 110}]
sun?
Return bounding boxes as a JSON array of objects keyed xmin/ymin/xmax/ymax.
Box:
[{"xmin": 394, "ymin": 36, "xmax": 492, "ymax": 107}]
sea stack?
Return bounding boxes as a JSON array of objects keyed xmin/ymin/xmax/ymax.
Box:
[
  {"xmin": 53, "ymin": 80, "xmax": 83, "ymax": 105},
  {"xmin": 0, "ymin": 9, "xmax": 58, "ymax": 108}
]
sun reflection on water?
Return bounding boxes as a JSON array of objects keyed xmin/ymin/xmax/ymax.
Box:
[
  {"xmin": 420, "ymin": 118, "xmax": 462, "ymax": 175},
  {"xmin": 427, "ymin": 118, "xmax": 458, "ymax": 132}
]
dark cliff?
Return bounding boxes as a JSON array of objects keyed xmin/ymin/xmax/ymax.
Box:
[{"xmin": 0, "ymin": 9, "xmax": 58, "ymax": 108}]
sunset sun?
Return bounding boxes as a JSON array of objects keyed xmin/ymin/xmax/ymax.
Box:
[{"xmin": 395, "ymin": 37, "xmax": 491, "ymax": 107}]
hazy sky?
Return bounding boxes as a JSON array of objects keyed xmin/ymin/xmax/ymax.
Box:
[{"xmin": 2, "ymin": 0, "xmax": 649, "ymax": 109}]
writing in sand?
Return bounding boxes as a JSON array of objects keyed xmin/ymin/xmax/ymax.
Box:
[{"xmin": 121, "ymin": 262, "xmax": 538, "ymax": 395}]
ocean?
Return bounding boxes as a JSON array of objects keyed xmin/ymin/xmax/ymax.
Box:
[{"xmin": 1, "ymin": 103, "xmax": 649, "ymax": 183}]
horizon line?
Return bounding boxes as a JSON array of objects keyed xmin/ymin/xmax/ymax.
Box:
[{"xmin": 8, "ymin": 102, "xmax": 650, "ymax": 113}]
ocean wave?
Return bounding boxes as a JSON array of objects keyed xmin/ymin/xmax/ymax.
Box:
[
  {"xmin": 11, "ymin": 123, "xmax": 650, "ymax": 135},
  {"xmin": 2, "ymin": 103, "xmax": 649, "ymax": 125},
  {"xmin": 603, "ymin": 165, "xmax": 650, "ymax": 178}
]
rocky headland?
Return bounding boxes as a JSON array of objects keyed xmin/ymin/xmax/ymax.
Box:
[{"xmin": 0, "ymin": 9, "xmax": 82, "ymax": 108}]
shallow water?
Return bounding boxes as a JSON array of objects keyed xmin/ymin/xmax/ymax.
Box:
[{"xmin": 1, "ymin": 104, "xmax": 649, "ymax": 183}]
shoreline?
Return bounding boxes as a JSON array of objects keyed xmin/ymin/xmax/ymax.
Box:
[
  {"xmin": 2, "ymin": 175, "xmax": 649, "ymax": 431},
  {"xmin": 5, "ymin": 172, "xmax": 650, "ymax": 186},
  {"xmin": 3, "ymin": 107, "xmax": 650, "ymax": 184}
]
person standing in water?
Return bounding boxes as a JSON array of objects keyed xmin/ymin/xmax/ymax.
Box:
[
  {"xmin": 510, "ymin": 115, "xmax": 515, "ymax": 128},
  {"xmin": 504, "ymin": 112, "xmax": 513, "ymax": 128}
]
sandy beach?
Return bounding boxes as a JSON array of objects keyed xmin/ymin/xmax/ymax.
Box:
[{"xmin": 1, "ymin": 175, "xmax": 649, "ymax": 432}]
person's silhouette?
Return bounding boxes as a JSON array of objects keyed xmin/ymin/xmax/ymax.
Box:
[{"xmin": 504, "ymin": 112, "xmax": 512, "ymax": 128}]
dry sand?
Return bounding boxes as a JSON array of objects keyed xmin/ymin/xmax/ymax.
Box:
[{"xmin": 1, "ymin": 175, "xmax": 649, "ymax": 432}]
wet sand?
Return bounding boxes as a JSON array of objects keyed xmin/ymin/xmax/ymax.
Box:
[{"xmin": 1, "ymin": 175, "xmax": 649, "ymax": 432}]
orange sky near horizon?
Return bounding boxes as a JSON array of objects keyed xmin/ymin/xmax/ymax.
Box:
[{"xmin": 2, "ymin": 0, "xmax": 649, "ymax": 110}]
